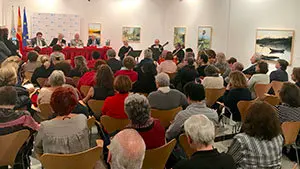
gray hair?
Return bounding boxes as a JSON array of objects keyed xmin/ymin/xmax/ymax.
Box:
[
  {"xmin": 144, "ymin": 49, "xmax": 153, "ymax": 59},
  {"xmin": 107, "ymin": 49, "xmax": 116, "ymax": 58},
  {"xmin": 50, "ymin": 52, "xmax": 65, "ymax": 62},
  {"xmin": 48, "ymin": 70, "xmax": 66, "ymax": 87},
  {"xmin": 124, "ymin": 94, "xmax": 151, "ymax": 125},
  {"xmin": 216, "ymin": 52, "xmax": 226, "ymax": 64},
  {"xmin": 110, "ymin": 129, "xmax": 146, "ymax": 169},
  {"xmin": 184, "ymin": 114, "xmax": 215, "ymax": 147},
  {"xmin": 155, "ymin": 72, "xmax": 170, "ymax": 87},
  {"xmin": 253, "ymin": 53, "xmax": 262, "ymax": 62}
]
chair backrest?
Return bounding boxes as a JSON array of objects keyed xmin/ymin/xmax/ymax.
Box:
[
  {"xmin": 87, "ymin": 99, "xmax": 105, "ymax": 119},
  {"xmin": 142, "ymin": 139, "xmax": 177, "ymax": 169},
  {"xmin": 271, "ymin": 81, "xmax": 284, "ymax": 97},
  {"xmin": 0, "ymin": 130, "xmax": 30, "ymax": 166},
  {"xmin": 262, "ymin": 94, "xmax": 280, "ymax": 106},
  {"xmin": 281, "ymin": 121, "xmax": 300, "ymax": 145},
  {"xmin": 166, "ymin": 72, "xmax": 177, "ymax": 80},
  {"xmin": 39, "ymin": 146, "xmax": 101, "ymax": 169},
  {"xmin": 254, "ymin": 83, "xmax": 272, "ymax": 99},
  {"xmin": 72, "ymin": 77, "xmax": 81, "ymax": 87},
  {"xmin": 100, "ymin": 115, "xmax": 130, "ymax": 134},
  {"xmin": 37, "ymin": 78, "xmax": 47, "ymax": 87},
  {"xmin": 205, "ymin": 88, "xmax": 226, "ymax": 107},
  {"xmin": 80, "ymin": 85, "xmax": 91, "ymax": 97},
  {"xmin": 87, "ymin": 116, "xmax": 96, "ymax": 130},
  {"xmin": 38, "ymin": 103, "xmax": 53, "ymax": 120},
  {"xmin": 151, "ymin": 107, "xmax": 182, "ymax": 128},
  {"xmin": 237, "ymin": 100, "xmax": 255, "ymax": 122},
  {"xmin": 24, "ymin": 71, "xmax": 33, "ymax": 82},
  {"xmin": 179, "ymin": 134, "xmax": 196, "ymax": 158}
]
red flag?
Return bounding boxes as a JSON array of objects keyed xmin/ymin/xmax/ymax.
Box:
[{"xmin": 16, "ymin": 6, "xmax": 23, "ymax": 52}]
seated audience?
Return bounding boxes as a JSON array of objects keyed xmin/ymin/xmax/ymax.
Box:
[
  {"xmin": 87, "ymin": 51, "xmax": 102, "ymax": 69},
  {"xmin": 206, "ymin": 49, "xmax": 216, "ymax": 65},
  {"xmin": 70, "ymin": 33, "xmax": 84, "ymax": 47},
  {"xmin": 227, "ymin": 57, "xmax": 237, "ymax": 69},
  {"xmin": 292, "ymin": 67, "xmax": 300, "ymax": 87},
  {"xmin": 50, "ymin": 51, "xmax": 65, "ymax": 65},
  {"xmin": 0, "ymin": 30, "xmax": 11, "ymax": 63},
  {"xmin": 23, "ymin": 51, "xmax": 41, "ymax": 72},
  {"xmin": 215, "ymin": 52, "xmax": 231, "ymax": 78},
  {"xmin": 202, "ymin": 65, "xmax": 224, "ymax": 89},
  {"xmin": 34, "ymin": 87, "xmax": 89, "ymax": 155},
  {"xmin": 115, "ymin": 56, "xmax": 138, "ymax": 82},
  {"xmin": 166, "ymin": 82, "xmax": 218, "ymax": 140},
  {"xmin": 69, "ymin": 56, "xmax": 89, "ymax": 77},
  {"xmin": 148, "ymin": 72, "xmax": 188, "ymax": 110},
  {"xmin": 125, "ymin": 93, "xmax": 165, "ymax": 149},
  {"xmin": 224, "ymin": 62, "xmax": 244, "ymax": 84},
  {"xmin": 49, "ymin": 33, "xmax": 66, "ymax": 47},
  {"xmin": 102, "ymin": 75, "xmax": 131, "ymax": 119},
  {"xmin": 132, "ymin": 49, "xmax": 157, "ymax": 94},
  {"xmin": 83, "ymin": 65, "xmax": 114, "ymax": 103},
  {"xmin": 276, "ymin": 82, "xmax": 300, "ymax": 123},
  {"xmin": 177, "ymin": 52, "xmax": 195, "ymax": 70},
  {"xmin": 243, "ymin": 53, "xmax": 261, "ymax": 76},
  {"xmin": 270, "ymin": 59, "xmax": 289, "ymax": 82},
  {"xmin": 31, "ymin": 55, "xmax": 54, "ymax": 86},
  {"xmin": 52, "ymin": 61, "xmax": 76, "ymax": 87},
  {"xmin": 248, "ymin": 61, "xmax": 269, "ymax": 98},
  {"xmin": 196, "ymin": 51, "xmax": 209, "ymax": 77},
  {"xmin": 173, "ymin": 115, "xmax": 236, "ymax": 169},
  {"xmin": 157, "ymin": 51, "xmax": 177, "ymax": 73},
  {"xmin": 227, "ymin": 101, "xmax": 283, "ymax": 168},
  {"xmin": 108, "ymin": 129, "xmax": 146, "ymax": 169},
  {"xmin": 106, "ymin": 49, "xmax": 122, "ymax": 73}
]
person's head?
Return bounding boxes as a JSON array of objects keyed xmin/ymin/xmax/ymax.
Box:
[
  {"xmin": 58, "ymin": 33, "xmax": 64, "ymax": 40},
  {"xmin": 74, "ymin": 33, "xmax": 80, "ymax": 40},
  {"xmin": 184, "ymin": 82, "xmax": 205, "ymax": 103},
  {"xmin": 250, "ymin": 53, "xmax": 261, "ymax": 64},
  {"xmin": 185, "ymin": 48, "xmax": 193, "ymax": 53},
  {"xmin": 242, "ymin": 101, "xmax": 281, "ymax": 140},
  {"xmin": 27, "ymin": 51, "xmax": 39, "ymax": 63},
  {"xmin": 107, "ymin": 49, "xmax": 116, "ymax": 58},
  {"xmin": 165, "ymin": 52, "xmax": 174, "ymax": 60},
  {"xmin": 36, "ymin": 32, "xmax": 43, "ymax": 39},
  {"xmin": 74, "ymin": 56, "xmax": 88, "ymax": 73},
  {"xmin": 114, "ymin": 75, "xmax": 132, "ymax": 94},
  {"xmin": 91, "ymin": 35, "xmax": 96, "ymax": 40},
  {"xmin": 48, "ymin": 70, "xmax": 66, "ymax": 87},
  {"xmin": 93, "ymin": 59, "xmax": 107, "ymax": 70},
  {"xmin": 108, "ymin": 129, "xmax": 146, "ymax": 169},
  {"xmin": 279, "ymin": 82, "xmax": 300, "ymax": 107},
  {"xmin": 144, "ymin": 49, "xmax": 153, "ymax": 59},
  {"xmin": 292, "ymin": 67, "xmax": 300, "ymax": 82},
  {"xmin": 185, "ymin": 51, "xmax": 195, "ymax": 59},
  {"xmin": 184, "ymin": 114, "xmax": 215, "ymax": 149},
  {"xmin": 125, "ymin": 93, "xmax": 151, "ymax": 125},
  {"xmin": 123, "ymin": 56, "xmax": 136, "ymax": 70},
  {"xmin": 216, "ymin": 52, "xmax": 226, "ymax": 64},
  {"xmin": 92, "ymin": 51, "xmax": 101, "ymax": 60},
  {"xmin": 0, "ymin": 28, "xmax": 9, "ymax": 40},
  {"xmin": 40, "ymin": 55, "xmax": 51, "ymax": 69},
  {"xmin": 197, "ymin": 51, "xmax": 208, "ymax": 65},
  {"xmin": 54, "ymin": 61, "xmax": 72, "ymax": 76},
  {"xmin": 123, "ymin": 40, "xmax": 129, "ymax": 46},
  {"xmin": 96, "ymin": 65, "xmax": 114, "ymax": 89},
  {"xmin": 205, "ymin": 49, "xmax": 216, "ymax": 64},
  {"xmin": 0, "ymin": 66, "xmax": 17, "ymax": 87},
  {"xmin": 204, "ymin": 65, "xmax": 220, "ymax": 77},
  {"xmin": 52, "ymin": 44, "xmax": 63, "ymax": 52},
  {"xmin": 276, "ymin": 59, "xmax": 289, "ymax": 71},
  {"xmin": 50, "ymin": 87, "xmax": 78, "ymax": 116},
  {"xmin": 50, "ymin": 52, "xmax": 65, "ymax": 65},
  {"xmin": 227, "ymin": 57, "xmax": 237, "ymax": 65},
  {"xmin": 155, "ymin": 72, "xmax": 170, "ymax": 88},
  {"xmin": 229, "ymin": 71, "xmax": 248, "ymax": 88},
  {"xmin": 231, "ymin": 62, "xmax": 244, "ymax": 71},
  {"xmin": 0, "ymin": 86, "xmax": 17, "ymax": 106},
  {"xmin": 255, "ymin": 61, "xmax": 268, "ymax": 74},
  {"xmin": 187, "ymin": 57, "xmax": 195, "ymax": 66},
  {"xmin": 154, "ymin": 39, "xmax": 160, "ymax": 45}
]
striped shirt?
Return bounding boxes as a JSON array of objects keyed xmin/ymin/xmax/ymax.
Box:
[
  {"xmin": 227, "ymin": 133, "xmax": 283, "ymax": 169},
  {"xmin": 275, "ymin": 104, "xmax": 300, "ymax": 123}
]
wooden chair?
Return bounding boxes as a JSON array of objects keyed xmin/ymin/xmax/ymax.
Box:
[
  {"xmin": 237, "ymin": 100, "xmax": 255, "ymax": 122},
  {"xmin": 261, "ymin": 94, "xmax": 280, "ymax": 106},
  {"xmin": 167, "ymin": 72, "xmax": 177, "ymax": 80},
  {"xmin": 87, "ymin": 116, "xmax": 96, "ymax": 130},
  {"xmin": 205, "ymin": 88, "xmax": 226, "ymax": 107},
  {"xmin": 142, "ymin": 139, "xmax": 177, "ymax": 169},
  {"xmin": 179, "ymin": 134, "xmax": 196, "ymax": 158},
  {"xmin": 100, "ymin": 115, "xmax": 130, "ymax": 134},
  {"xmin": 254, "ymin": 83, "xmax": 272, "ymax": 99},
  {"xmin": 271, "ymin": 81, "xmax": 283, "ymax": 96},
  {"xmin": 24, "ymin": 71, "xmax": 33, "ymax": 82},
  {"xmin": 37, "ymin": 78, "xmax": 47, "ymax": 87},
  {"xmin": 151, "ymin": 107, "xmax": 182, "ymax": 128},
  {"xmin": 281, "ymin": 122, "xmax": 300, "ymax": 165},
  {"xmin": 87, "ymin": 99, "xmax": 105, "ymax": 119},
  {"xmin": 38, "ymin": 103, "xmax": 53, "ymax": 120},
  {"xmin": 80, "ymin": 85, "xmax": 91, "ymax": 97},
  {"xmin": 39, "ymin": 146, "xmax": 102, "ymax": 169},
  {"xmin": 0, "ymin": 130, "xmax": 30, "ymax": 167},
  {"xmin": 72, "ymin": 77, "xmax": 81, "ymax": 87}
]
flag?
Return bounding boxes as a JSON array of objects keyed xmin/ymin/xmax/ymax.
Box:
[
  {"xmin": 11, "ymin": 6, "xmax": 16, "ymax": 39},
  {"xmin": 22, "ymin": 7, "xmax": 29, "ymax": 49},
  {"xmin": 16, "ymin": 6, "xmax": 22, "ymax": 51}
]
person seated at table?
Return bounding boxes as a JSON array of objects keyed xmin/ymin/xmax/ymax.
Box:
[
  {"xmin": 87, "ymin": 35, "xmax": 100, "ymax": 47},
  {"xmin": 115, "ymin": 56, "xmax": 138, "ymax": 82},
  {"xmin": 23, "ymin": 51, "xmax": 41, "ymax": 72},
  {"xmin": 202, "ymin": 65, "xmax": 224, "ymax": 89},
  {"xmin": 270, "ymin": 59, "xmax": 289, "ymax": 82},
  {"xmin": 31, "ymin": 32, "xmax": 47, "ymax": 47},
  {"xmin": 248, "ymin": 61, "xmax": 269, "ymax": 98},
  {"xmin": 31, "ymin": 55, "xmax": 55, "ymax": 86},
  {"xmin": 292, "ymin": 67, "xmax": 300, "ymax": 87},
  {"xmin": 34, "ymin": 87, "xmax": 89, "ymax": 156},
  {"xmin": 148, "ymin": 72, "xmax": 188, "ymax": 110},
  {"xmin": 173, "ymin": 114, "xmax": 236, "ymax": 169},
  {"xmin": 157, "ymin": 51, "xmax": 177, "ymax": 74},
  {"xmin": 83, "ymin": 65, "xmax": 114, "ymax": 103},
  {"xmin": 125, "ymin": 93, "xmax": 165, "ymax": 149},
  {"xmin": 107, "ymin": 49, "xmax": 122, "ymax": 73},
  {"xmin": 87, "ymin": 51, "xmax": 102, "ymax": 69},
  {"xmin": 196, "ymin": 51, "xmax": 209, "ymax": 78},
  {"xmin": 49, "ymin": 33, "xmax": 66, "ymax": 47},
  {"xmin": 118, "ymin": 40, "xmax": 133, "ymax": 61},
  {"xmin": 102, "ymin": 75, "xmax": 131, "ymax": 119},
  {"xmin": 227, "ymin": 101, "xmax": 283, "ymax": 168},
  {"xmin": 70, "ymin": 33, "xmax": 84, "ymax": 47},
  {"xmin": 69, "ymin": 56, "xmax": 89, "ymax": 77}
]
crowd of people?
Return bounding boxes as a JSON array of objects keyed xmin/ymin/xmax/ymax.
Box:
[{"xmin": 1, "ymin": 27, "xmax": 300, "ymax": 169}]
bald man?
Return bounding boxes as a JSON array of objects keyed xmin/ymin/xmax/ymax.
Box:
[
  {"xmin": 70, "ymin": 33, "xmax": 84, "ymax": 47},
  {"xmin": 150, "ymin": 39, "xmax": 163, "ymax": 61},
  {"xmin": 49, "ymin": 33, "xmax": 66, "ymax": 47},
  {"xmin": 108, "ymin": 129, "xmax": 146, "ymax": 169}
]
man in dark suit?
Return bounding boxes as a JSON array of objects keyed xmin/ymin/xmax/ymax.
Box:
[
  {"xmin": 49, "ymin": 33, "xmax": 66, "ymax": 47},
  {"xmin": 243, "ymin": 53, "xmax": 261, "ymax": 76},
  {"xmin": 87, "ymin": 35, "xmax": 100, "ymax": 47},
  {"xmin": 31, "ymin": 32, "xmax": 47, "ymax": 47},
  {"xmin": 150, "ymin": 39, "xmax": 163, "ymax": 61},
  {"xmin": 118, "ymin": 40, "xmax": 133, "ymax": 61}
]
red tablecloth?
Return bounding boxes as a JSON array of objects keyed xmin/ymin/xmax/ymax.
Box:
[{"xmin": 23, "ymin": 46, "xmax": 111, "ymax": 66}]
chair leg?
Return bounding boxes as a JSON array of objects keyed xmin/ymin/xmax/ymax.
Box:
[{"xmin": 294, "ymin": 144, "xmax": 299, "ymax": 168}]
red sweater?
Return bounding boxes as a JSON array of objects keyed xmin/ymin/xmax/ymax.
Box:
[
  {"xmin": 77, "ymin": 71, "xmax": 96, "ymax": 91},
  {"xmin": 115, "ymin": 70, "xmax": 138, "ymax": 82},
  {"xmin": 101, "ymin": 93, "xmax": 129, "ymax": 119}
]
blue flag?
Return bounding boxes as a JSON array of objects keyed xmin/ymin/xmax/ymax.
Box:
[{"xmin": 22, "ymin": 7, "xmax": 28, "ymax": 48}]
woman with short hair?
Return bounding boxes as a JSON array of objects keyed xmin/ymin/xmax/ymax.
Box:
[
  {"xmin": 115, "ymin": 56, "xmax": 138, "ymax": 82},
  {"xmin": 248, "ymin": 61, "xmax": 270, "ymax": 98},
  {"xmin": 23, "ymin": 51, "xmax": 41, "ymax": 72},
  {"xmin": 69, "ymin": 56, "xmax": 89, "ymax": 77},
  {"xmin": 202, "ymin": 65, "xmax": 224, "ymax": 89}
]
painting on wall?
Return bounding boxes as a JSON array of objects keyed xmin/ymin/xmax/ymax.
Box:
[
  {"xmin": 122, "ymin": 27, "xmax": 141, "ymax": 43},
  {"xmin": 88, "ymin": 23, "xmax": 101, "ymax": 41},
  {"xmin": 198, "ymin": 26, "xmax": 212, "ymax": 51},
  {"xmin": 255, "ymin": 29, "xmax": 295, "ymax": 64},
  {"xmin": 174, "ymin": 27, "xmax": 186, "ymax": 46}
]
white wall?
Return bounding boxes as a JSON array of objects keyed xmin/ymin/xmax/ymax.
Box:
[{"xmin": 0, "ymin": 0, "xmax": 3, "ymax": 26}]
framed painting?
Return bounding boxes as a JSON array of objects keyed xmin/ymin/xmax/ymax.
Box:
[
  {"xmin": 122, "ymin": 27, "xmax": 141, "ymax": 43},
  {"xmin": 174, "ymin": 27, "xmax": 186, "ymax": 46},
  {"xmin": 198, "ymin": 26, "xmax": 212, "ymax": 51},
  {"xmin": 88, "ymin": 23, "xmax": 101, "ymax": 41},
  {"xmin": 255, "ymin": 29, "xmax": 295, "ymax": 64}
]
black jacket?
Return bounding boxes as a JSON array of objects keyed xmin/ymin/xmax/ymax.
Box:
[
  {"xmin": 174, "ymin": 65, "xmax": 199, "ymax": 91},
  {"xmin": 243, "ymin": 64, "xmax": 256, "ymax": 75},
  {"xmin": 107, "ymin": 58, "xmax": 122, "ymax": 73},
  {"xmin": 49, "ymin": 38, "xmax": 66, "ymax": 47}
]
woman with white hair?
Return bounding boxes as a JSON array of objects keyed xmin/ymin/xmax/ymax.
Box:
[
  {"xmin": 173, "ymin": 114, "xmax": 236, "ymax": 169},
  {"xmin": 215, "ymin": 52, "xmax": 231, "ymax": 78}
]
